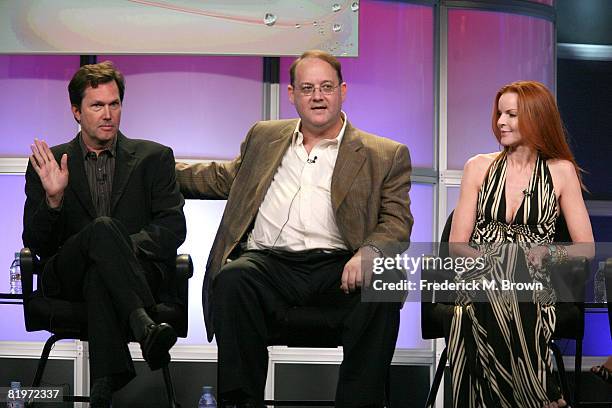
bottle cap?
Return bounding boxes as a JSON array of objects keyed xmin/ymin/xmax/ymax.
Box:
[{"xmin": 203, "ymin": 385, "xmax": 213, "ymax": 391}]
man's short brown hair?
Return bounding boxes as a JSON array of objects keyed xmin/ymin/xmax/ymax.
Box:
[
  {"xmin": 289, "ymin": 50, "xmax": 343, "ymax": 86},
  {"xmin": 68, "ymin": 60, "xmax": 125, "ymax": 108}
]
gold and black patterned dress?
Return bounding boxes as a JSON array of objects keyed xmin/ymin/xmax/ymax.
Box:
[{"xmin": 448, "ymin": 151, "xmax": 560, "ymax": 407}]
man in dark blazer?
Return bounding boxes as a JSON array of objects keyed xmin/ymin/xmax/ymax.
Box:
[
  {"xmin": 177, "ymin": 50, "xmax": 413, "ymax": 407},
  {"xmin": 23, "ymin": 61, "xmax": 186, "ymax": 407}
]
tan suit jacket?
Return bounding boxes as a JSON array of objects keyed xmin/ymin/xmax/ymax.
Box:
[{"xmin": 176, "ymin": 119, "xmax": 413, "ymax": 340}]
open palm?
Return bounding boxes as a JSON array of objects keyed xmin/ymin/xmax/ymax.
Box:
[{"xmin": 30, "ymin": 139, "xmax": 68, "ymax": 199}]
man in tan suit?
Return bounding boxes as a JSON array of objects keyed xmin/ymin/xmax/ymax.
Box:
[{"xmin": 176, "ymin": 50, "xmax": 412, "ymax": 408}]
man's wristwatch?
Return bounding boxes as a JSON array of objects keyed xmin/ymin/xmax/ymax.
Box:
[{"xmin": 363, "ymin": 244, "xmax": 384, "ymax": 258}]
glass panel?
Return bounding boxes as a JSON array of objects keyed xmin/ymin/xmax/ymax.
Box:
[
  {"xmin": 0, "ymin": 175, "xmax": 26, "ymax": 294},
  {"xmin": 0, "ymin": 175, "xmax": 75, "ymax": 341},
  {"xmin": 446, "ymin": 186, "xmax": 460, "ymax": 218},
  {"xmin": 446, "ymin": 10, "xmax": 554, "ymax": 170},
  {"xmin": 279, "ymin": 0, "xmax": 435, "ymax": 167},
  {"xmin": 0, "ymin": 55, "xmax": 79, "ymax": 156},
  {"xmin": 100, "ymin": 55, "xmax": 263, "ymax": 159},
  {"xmin": 397, "ymin": 183, "xmax": 433, "ymax": 349}
]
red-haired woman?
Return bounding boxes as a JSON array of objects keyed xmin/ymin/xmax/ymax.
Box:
[{"xmin": 448, "ymin": 81, "xmax": 594, "ymax": 407}]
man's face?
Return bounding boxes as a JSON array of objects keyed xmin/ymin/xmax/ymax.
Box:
[
  {"xmin": 72, "ymin": 81, "xmax": 121, "ymax": 150},
  {"xmin": 288, "ymin": 57, "xmax": 346, "ymax": 134}
]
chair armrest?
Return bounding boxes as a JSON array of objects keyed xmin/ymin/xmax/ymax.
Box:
[
  {"xmin": 175, "ymin": 254, "xmax": 193, "ymax": 280},
  {"xmin": 420, "ymin": 255, "xmax": 455, "ymax": 340},
  {"xmin": 19, "ymin": 248, "xmax": 35, "ymax": 300},
  {"xmin": 548, "ymin": 256, "xmax": 590, "ymax": 304}
]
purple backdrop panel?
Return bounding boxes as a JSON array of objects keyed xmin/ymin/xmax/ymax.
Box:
[
  {"xmin": 279, "ymin": 0, "xmax": 435, "ymax": 167},
  {"xmin": 446, "ymin": 10, "xmax": 554, "ymax": 170},
  {"xmin": 446, "ymin": 186, "xmax": 460, "ymax": 218},
  {"xmin": 0, "ymin": 55, "xmax": 79, "ymax": 156},
  {"xmin": 410, "ymin": 183, "xmax": 434, "ymax": 243},
  {"xmin": 397, "ymin": 183, "xmax": 433, "ymax": 349},
  {"xmin": 0, "ymin": 175, "xmax": 26, "ymax": 295},
  {"xmin": 0, "ymin": 174, "xmax": 61, "ymax": 342},
  {"xmin": 0, "ymin": 306, "xmax": 62, "ymax": 342},
  {"xmin": 582, "ymin": 310, "xmax": 612, "ymax": 356},
  {"xmin": 99, "ymin": 55, "xmax": 263, "ymax": 160}
]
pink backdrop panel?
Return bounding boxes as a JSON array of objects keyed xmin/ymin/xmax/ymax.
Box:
[
  {"xmin": 280, "ymin": 0, "xmax": 435, "ymax": 167},
  {"xmin": 100, "ymin": 55, "xmax": 263, "ymax": 159},
  {"xmin": 0, "ymin": 55, "xmax": 79, "ymax": 156},
  {"xmin": 446, "ymin": 10, "xmax": 554, "ymax": 170}
]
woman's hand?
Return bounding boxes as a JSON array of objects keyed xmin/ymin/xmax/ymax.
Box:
[{"xmin": 527, "ymin": 245, "xmax": 550, "ymax": 269}]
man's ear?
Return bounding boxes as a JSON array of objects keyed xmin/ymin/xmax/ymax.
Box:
[
  {"xmin": 71, "ymin": 105, "xmax": 81, "ymax": 124},
  {"xmin": 288, "ymin": 84, "xmax": 296, "ymax": 106}
]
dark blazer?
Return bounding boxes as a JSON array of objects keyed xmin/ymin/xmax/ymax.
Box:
[
  {"xmin": 176, "ymin": 119, "xmax": 413, "ymax": 341},
  {"xmin": 23, "ymin": 132, "xmax": 186, "ymax": 303}
]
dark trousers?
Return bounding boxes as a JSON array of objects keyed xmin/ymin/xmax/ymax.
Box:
[
  {"xmin": 42, "ymin": 217, "xmax": 159, "ymax": 388},
  {"xmin": 213, "ymin": 249, "xmax": 400, "ymax": 408}
]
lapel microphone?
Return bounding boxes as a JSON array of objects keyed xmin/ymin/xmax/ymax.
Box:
[
  {"xmin": 522, "ymin": 189, "xmax": 532, "ymax": 197},
  {"xmin": 306, "ymin": 156, "xmax": 318, "ymax": 164}
]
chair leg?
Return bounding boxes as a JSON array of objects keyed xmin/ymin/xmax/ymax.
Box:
[
  {"xmin": 425, "ymin": 347, "xmax": 447, "ymax": 408},
  {"xmin": 385, "ymin": 364, "xmax": 392, "ymax": 408},
  {"xmin": 574, "ymin": 339, "xmax": 582, "ymax": 408},
  {"xmin": 162, "ymin": 365, "xmax": 181, "ymax": 408},
  {"xmin": 550, "ymin": 342, "xmax": 571, "ymax": 406},
  {"xmin": 32, "ymin": 334, "xmax": 63, "ymax": 387}
]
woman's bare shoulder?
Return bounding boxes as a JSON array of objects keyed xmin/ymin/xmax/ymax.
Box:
[
  {"xmin": 465, "ymin": 152, "xmax": 499, "ymax": 173},
  {"xmin": 462, "ymin": 152, "xmax": 500, "ymax": 185},
  {"xmin": 547, "ymin": 158, "xmax": 576, "ymax": 174},
  {"xmin": 546, "ymin": 158, "xmax": 579, "ymax": 192}
]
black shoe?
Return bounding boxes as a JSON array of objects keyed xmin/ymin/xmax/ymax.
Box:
[{"xmin": 140, "ymin": 323, "xmax": 177, "ymax": 370}]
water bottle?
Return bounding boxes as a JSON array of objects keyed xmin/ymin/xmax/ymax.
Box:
[
  {"xmin": 594, "ymin": 261, "xmax": 607, "ymax": 303},
  {"xmin": 9, "ymin": 252, "xmax": 21, "ymax": 295},
  {"xmin": 198, "ymin": 385, "xmax": 217, "ymax": 408},
  {"xmin": 7, "ymin": 381, "xmax": 24, "ymax": 408}
]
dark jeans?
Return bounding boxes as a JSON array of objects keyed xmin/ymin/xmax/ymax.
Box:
[
  {"xmin": 42, "ymin": 217, "xmax": 159, "ymax": 388},
  {"xmin": 213, "ymin": 249, "xmax": 400, "ymax": 408}
]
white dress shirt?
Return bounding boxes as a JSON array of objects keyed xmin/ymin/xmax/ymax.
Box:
[{"xmin": 247, "ymin": 113, "xmax": 349, "ymax": 251}]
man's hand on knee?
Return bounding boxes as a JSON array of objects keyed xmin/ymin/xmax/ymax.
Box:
[{"xmin": 341, "ymin": 250, "xmax": 364, "ymax": 294}]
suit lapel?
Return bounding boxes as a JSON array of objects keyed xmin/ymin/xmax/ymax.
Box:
[
  {"xmin": 111, "ymin": 132, "xmax": 137, "ymax": 214},
  {"xmin": 331, "ymin": 123, "xmax": 366, "ymax": 212},
  {"xmin": 66, "ymin": 136, "xmax": 97, "ymax": 218},
  {"xmin": 252, "ymin": 122, "xmax": 294, "ymax": 205}
]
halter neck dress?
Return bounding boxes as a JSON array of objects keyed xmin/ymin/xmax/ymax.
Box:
[{"xmin": 447, "ymin": 151, "xmax": 561, "ymax": 407}]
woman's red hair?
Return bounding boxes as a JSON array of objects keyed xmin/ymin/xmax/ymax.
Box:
[{"xmin": 491, "ymin": 80, "xmax": 583, "ymax": 185}]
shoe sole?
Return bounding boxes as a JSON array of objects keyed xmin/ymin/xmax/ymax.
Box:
[{"xmin": 145, "ymin": 324, "xmax": 177, "ymax": 370}]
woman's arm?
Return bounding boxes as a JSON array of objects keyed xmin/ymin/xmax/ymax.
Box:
[
  {"xmin": 552, "ymin": 159, "xmax": 594, "ymax": 257},
  {"xmin": 449, "ymin": 154, "xmax": 494, "ymax": 258}
]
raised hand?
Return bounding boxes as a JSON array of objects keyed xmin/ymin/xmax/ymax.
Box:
[{"xmin": 30, "ymin": 139, "xmax": 68, "ymax": 208}]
